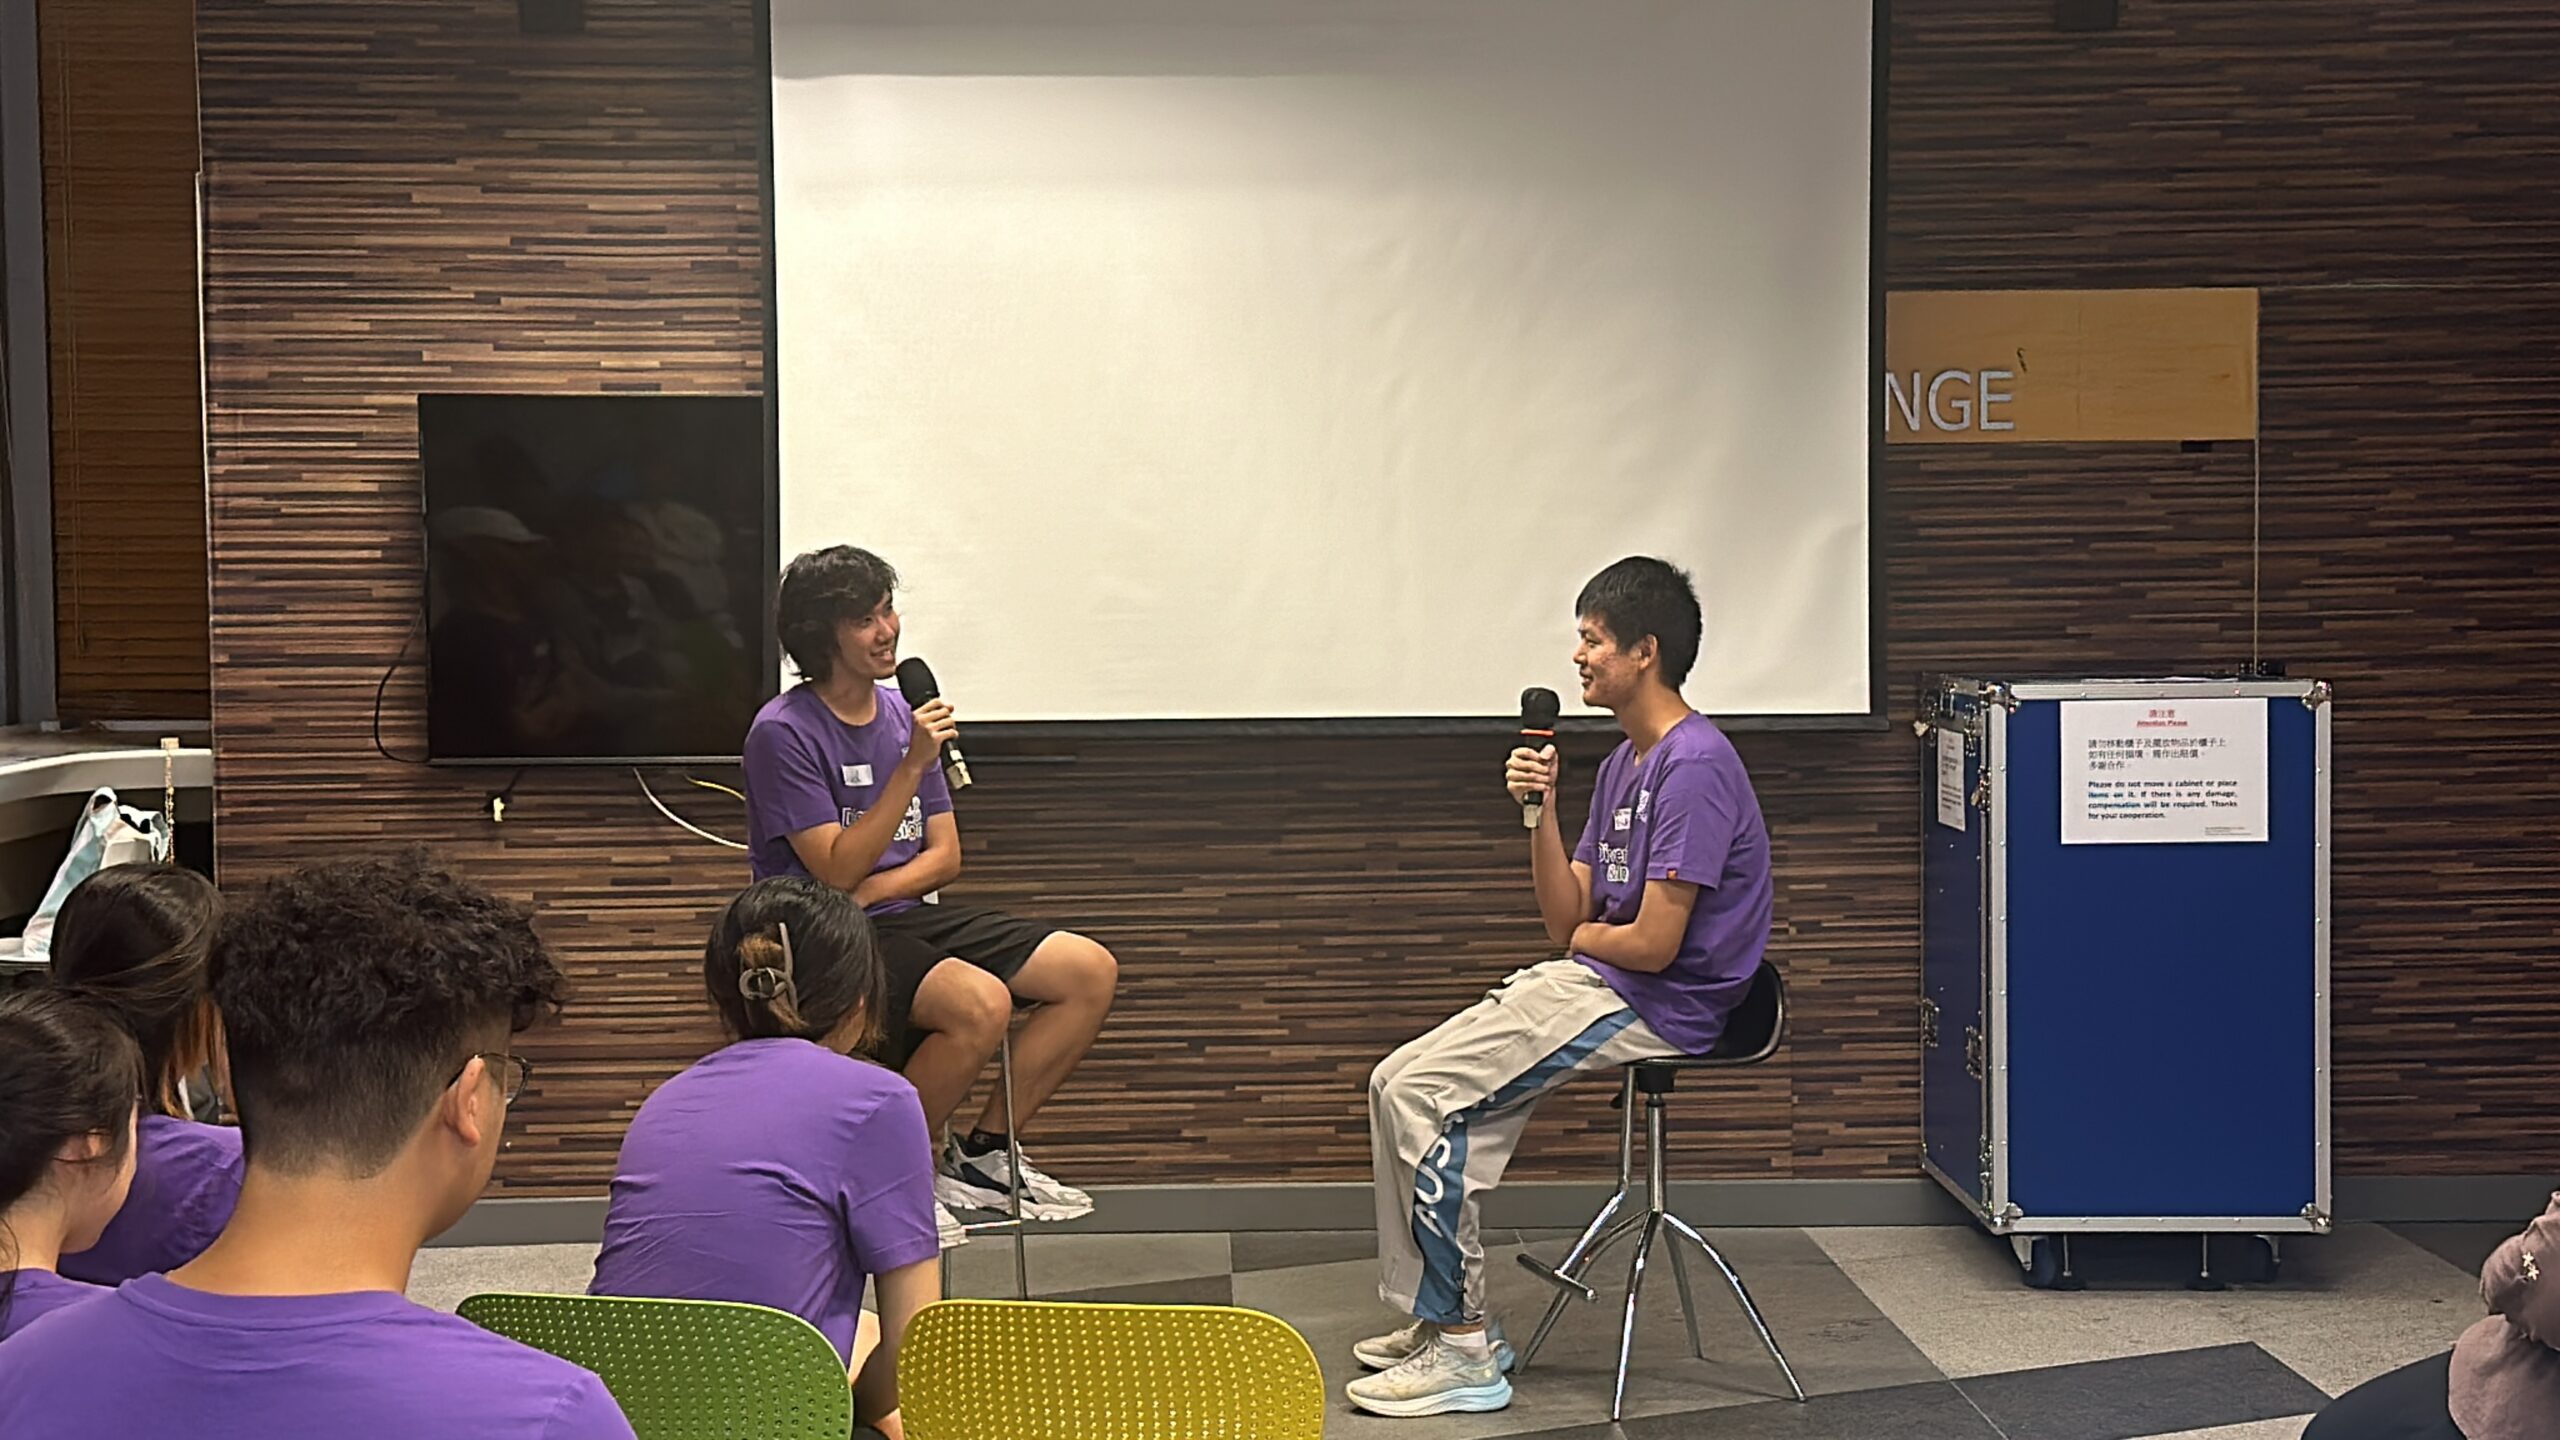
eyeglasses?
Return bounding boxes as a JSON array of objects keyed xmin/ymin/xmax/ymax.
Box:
[{"xmin": 454, "ymin": 1051, "xmax": 534, "ymax": 1105}]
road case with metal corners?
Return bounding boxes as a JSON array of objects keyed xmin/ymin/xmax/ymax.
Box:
[{"xmin": 1917, "ymin": 676, "xmax": 2330, "ymax": 1288}]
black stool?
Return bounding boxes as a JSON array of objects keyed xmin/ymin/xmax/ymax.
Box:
[{"xmin": 1515, "ymin": 960, "xmax": 1805, "ymax": 1420}]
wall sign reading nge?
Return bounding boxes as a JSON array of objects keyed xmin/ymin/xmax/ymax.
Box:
[{"xmin": 1884, "ymin": 288, "xmax": 2258, "ymax": 444}]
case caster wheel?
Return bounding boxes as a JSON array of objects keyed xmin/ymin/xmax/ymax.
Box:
[
  {"xmin": 2019, "ymin": 1237, "xmax": 2084, "ymax": 1291},
  {"xmin": 2230, "ymin": 1235, "xmax": 2281, "ymax": 1284},
  {"xmin": 2187, "ymin": 1234, "xmax": 2279, "ymax": 1289}
]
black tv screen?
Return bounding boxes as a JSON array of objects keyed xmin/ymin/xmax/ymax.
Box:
[{"xmin": 419, "ymin": 393, "xmax": 772, "ymax": 764}]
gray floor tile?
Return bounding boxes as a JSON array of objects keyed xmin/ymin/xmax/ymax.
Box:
[
  {"xmin": 1809, "ymin": 1226, "xmax": 1954, "ymax": 1265},
  {"xmin": 2132, "ymin": 1421, "xmax": 2311, "ymax": 1440},
  {"xmin": 1240, "ymin": 1224, "xmax": 1937, "ymax": 1440},
  {"xmin": 1049, "ymin": 1273, "xmax": 1236, "ymax": 1307},
  {"xmin": 2232, "ymin": 1300, "xmax": 2468, "ymax": 1402},
  {"xmin": 943, "ymin": 1230, "xmax": 1232, "ymax": 1300},
  {"xmin": 1957, "ymin": 1343, "xmax": 2329, "ymax": 1440},
  {"xmin": 1242, "ymin": 1247, "xmax": 1778, "ymax": 1440},
  {"xmin": 408, "ymin": 1242, "xmax": 599, "ymax": 1312},
  {"xmin": 1506, "ymin": 1382, "xmax": 2001, "ymax": 1440},
  {"xmin": 1888, "ymin": 1285, "xmax": 2254, "ymax": 1382},
  {"xmin": 2214, "ymin": 1230, "xmax": 2480, "ymax": 1398},
  {"xmin": 2383, "ymin": 1222, "xmax": 2510, "ymax": 1279},
  {"xmin": 1817, "ymin": 1223, "xmax": 2479, "ymax": 1391},
  {"xmin": 1235, "ymin": 1230, "xmax": 1383, "ymax": 1274}
]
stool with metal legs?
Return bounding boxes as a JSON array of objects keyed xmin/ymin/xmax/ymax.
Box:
[
  {"xmin": 1515, "ymin": 960, "xmax": 1804, "ymax": 1421},
  {"xmin": 951, "ymin": 1006, "xmax": 1032, "ymax": 1300},
  {"xmin": 916, "ymin": 890, "xmax": 1033, "ymax": 1302}
]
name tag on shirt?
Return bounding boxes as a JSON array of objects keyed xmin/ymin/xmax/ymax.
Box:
[
  {"xmin": 842, "ymin": 764, "xmax": 875, "ymax": 787},
  {"xmin": 1614, "ymin": 808, "xmax": 1633, "ymax": 832}
]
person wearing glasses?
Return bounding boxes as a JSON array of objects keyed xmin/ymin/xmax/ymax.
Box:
[
  {"xmin": 590, "ymin": 878, "xmax": 939, "ymax": 1440},
  {"xmin": 0, "ymin": 855, "xmax": 635, "ymax": 1440}
]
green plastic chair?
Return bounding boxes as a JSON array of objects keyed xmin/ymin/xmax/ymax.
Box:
[
  {"xmin": 458, "ymin": 1291, "xmax": 851, "ymax": 1440},
  {"xmin": 900, "ymin": 1299, "xmax": 1325, "ymax": 1440}
]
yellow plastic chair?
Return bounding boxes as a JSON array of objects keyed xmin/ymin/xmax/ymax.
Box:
[
  {"xmin": 900, "ymin": 1299, "xmax": 1324, "ymax": 1440},
  {"xmin": 459, "ymin": 1291, "xmax": 851, "ymax": 1440}
]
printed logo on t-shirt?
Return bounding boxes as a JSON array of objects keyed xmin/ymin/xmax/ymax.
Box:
[
  {"xmin": 1636, "ymin": 789, "xmax": 1652, "ymax": 822},
  {"xmin": 1602, "ymin": 843, "xmax": 1631, "ymax": 887},
  {"xmin": 842, "ymin": 763, "xmax": 875, "ymax": 788},
  {"xmin": 1614, "ymin": 808, "xmax": 1633, "ymax": 832},
  {"xmin": 847, "ymin": 797, "xmax": 929, "ymax": 845}
]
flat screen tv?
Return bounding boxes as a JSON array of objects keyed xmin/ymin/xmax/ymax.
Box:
[{"xmin": 419, "ymin": 393, "xmax": 772, "ymax": 765}]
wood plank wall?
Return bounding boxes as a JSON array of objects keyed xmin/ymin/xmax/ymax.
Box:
[
  {"xmin": 38, "ymin": 0, "xmax": 211, "ymax": 721},
  {"xmin": 195, "ymin": 0, "xmax": 2560, "ymax": 1195}
]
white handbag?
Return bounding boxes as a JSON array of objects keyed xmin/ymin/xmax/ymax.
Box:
[{"xmin": 20, "ymin": 787, "xmax": 171, "ymax": 963}]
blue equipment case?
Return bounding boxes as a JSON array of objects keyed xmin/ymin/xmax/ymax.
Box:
[{"xmin": 1918, "ymin": 676, "xmax": 2331, "ymax": 1287}]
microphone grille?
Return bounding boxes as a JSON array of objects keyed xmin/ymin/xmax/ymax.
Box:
[
  {"xmin": 894, "ymin": 657, "xmax": 940, "ymax": 703},
  {"xmin": 1520, "ymin": 687, "xmax": 1561, "ymax": 728}
]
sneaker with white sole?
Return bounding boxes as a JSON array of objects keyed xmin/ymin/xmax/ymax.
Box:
[
  {"xmin": 1344, "ymin": 1334, "xmax": 1514, "ymax": 1418},
  {"xmin": 933, "ymin": 1199, "xmax": 969, "ymax": 1250},
  {"xmin": 940, "ymin": 1138, "xmax": 1095, "ymax": 1221},
  {"xmin": 1352, "ymin": 1318, "xmax": 1515, "ymax": 1374}
]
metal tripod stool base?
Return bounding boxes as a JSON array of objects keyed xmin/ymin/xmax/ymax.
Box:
[{"xmin": 1515, "ymin": 1066, "xmax": 1806, "ymax": 1422}]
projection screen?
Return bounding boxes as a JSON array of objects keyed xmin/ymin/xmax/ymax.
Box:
[{"xmin": 769, "ymin": 0, "xmax": 1875, "ymax": 722}]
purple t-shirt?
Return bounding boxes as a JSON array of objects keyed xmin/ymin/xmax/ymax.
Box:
[
  {"xmin": 58, "ymin": 1114, "xmax": 243, "ymax": 1285},
  {"xmin": 0, "ymin": 1270, "xmax": 105, "ymax": 1340},
  {"xmin": 588, "ymin": 1037, "xmax": 941, "ymax": 1366},
  {"xmin": 743, "ymin": 683, "xmax": 954, "ymax": 915},
  {"xmin": 1571, "ymin": 713, "xmax": 1773, "ymax": 1054},
  {"xmin": 0, "ymin": 1275, "xmax": 634, "ymax": 1439}
]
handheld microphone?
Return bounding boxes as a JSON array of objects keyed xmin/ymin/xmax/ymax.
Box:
[
  {"xmin": 894, "ymin": 656, "xmax": 973, "ymax": 791},
  {"xmin": 1517, "ymin": 687, "xmax": 1561, "ymax": 829}
]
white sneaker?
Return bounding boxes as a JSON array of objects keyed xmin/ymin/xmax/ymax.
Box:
[
  {"xmin": 941, "ymin": 1138, "xmax": 1095, "ymax": 1221},
  {"xmin": 1352, "ymin": 1318, "xmax": 1515, "ymax": 1373},
  {"xmin": 933, "ymin": 1199, "xmax": 970, "ymax": 1250},
  {"xmin": 1344, "ymin": 1334, "xmax": 1514, "ymax": 1418}
]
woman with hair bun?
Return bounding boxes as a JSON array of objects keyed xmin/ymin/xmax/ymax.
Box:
[
  {"xmin": 590, "ymin": 877, "xmax": 939, "ymax": 1440},
  {"xmin": 48, "ymin": 864, "xmax": 238, "ymax": 1285}
]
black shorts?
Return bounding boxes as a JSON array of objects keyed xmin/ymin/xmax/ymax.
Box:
[{"xmin": 869, "ymin": 902, "xmax": 1057, "ymax": 1066}]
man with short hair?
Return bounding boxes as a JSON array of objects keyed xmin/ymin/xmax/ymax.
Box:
[
  {"xmin": 1347, "ymin": 557, "xmax": 1776, "ymax": 1418},
  {"xmin": 0, "ymin": 853, "xmax": 635, "ymax": 1440},
  {"xmin": 743, "ymin": 545, "xmax": 1118, "ymax": 1245}
]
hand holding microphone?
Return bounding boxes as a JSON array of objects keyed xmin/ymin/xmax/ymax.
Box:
[
  {"xmin": 1508, "ymin": 687, "xmax": 1562, "ymax": 829},
  {"xmin": 894, "ymin": 657, "xmax": 973, "ymax": 790}
]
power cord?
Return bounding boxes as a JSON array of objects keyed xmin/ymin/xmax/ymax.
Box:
[
  {"xmin": 376, "ymin": 614, "xmax": 744, "ymax": 844},
  {"xmin": 635, "ymin": 768, "xmax": 748, "ymax": 851},
  {"xmin": 683, "ymin": 772, "xmax": 745, "ymax": 802},
  {"xmin": 486, "ymin": 768, "xmax": 525, "ymax": 824},
  {"xmin": 373, "ymin": 616, "xmax": 430, "ymax": 765}
]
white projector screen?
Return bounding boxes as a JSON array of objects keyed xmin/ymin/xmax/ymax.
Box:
[{"xmin": 770, "ymin": 0, "xmax": 1873, "ymax": 722}]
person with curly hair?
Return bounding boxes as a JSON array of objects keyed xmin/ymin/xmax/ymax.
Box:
[
  {"xmin": 46, "ymin": 864, "xmax": 241, "ymax": 1285},
  {"xmin": 0, "ymin": 854, "xmax": 636, "ymax": 1440}
]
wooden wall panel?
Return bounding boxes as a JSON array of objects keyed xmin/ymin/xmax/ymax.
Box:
[
  {"xmin": 197, "ymin": 0, "xmax": 2560, "ymax": 1195},
  {"xmin": 38, "ymin": 0, "xmax": 210, "ymax": 720}
]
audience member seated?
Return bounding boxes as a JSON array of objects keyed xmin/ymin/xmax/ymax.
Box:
[
  {"xmin": 47, "ymin": 865, "xmax": 243, "ymax": 1284},
  {"xmin": 590, "ymin": 876, "xmax": 939, "ymax": 1440},
  {"xmin": 2306, "ymin": 1190, "xmax": 2560, "ymax": 1440},
  {"xmin": 0, "ymin": 991, "xmax": 141, "ymax": 1340},
  {"xmin": 0, "ymin": 854, "xmax": 636, "ymax": 1440}
]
